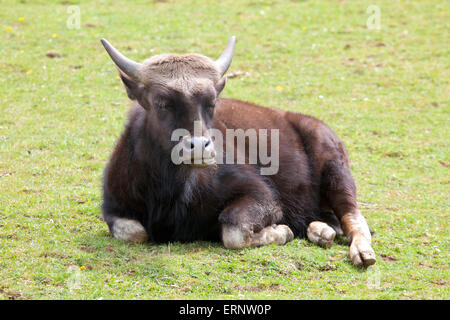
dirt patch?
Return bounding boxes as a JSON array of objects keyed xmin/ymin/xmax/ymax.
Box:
[
  {"xmin": 80, "ymin": 243, "xmax": 97, "ymax": 253},
  {"xmin": 381, "ymin": 254, "xmax": 398, "ymax": 262},
  {"xmin": 0, "ymin": 286, "xmax": 26, "ymax": 300},
  {"xmin": 418, "ymin": 261, "xmax": 434, "ymax": 268},
  {"xmin": 317, "ymin": 264, "xmax": 337, "ymax": 271},
  {"xmin": 438, "ymin": 161, "xmax": 450, "ymax": 167},
  {"xmin": 234, "ymin": 284, "xmax": 284, "ymax": 292},
  {"xmin": 431, "ymin": 280, "xmax": 449, "ymax": 286},
  {"xmin": 46, "ymin": 52, "xmax": 62, "ymax": 58}
]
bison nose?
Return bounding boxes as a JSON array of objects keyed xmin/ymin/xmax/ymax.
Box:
[
  {"xmin": 182, "ymin": 136, "xmax": 210, "ymax": 152},
  {"xmin": 181, "ymin": 136, "xmax": 216, "ymax": 166}
]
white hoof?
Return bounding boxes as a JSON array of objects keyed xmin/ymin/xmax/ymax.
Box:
[
  {"xmin": 270, "ymin": 224, "xmax": 295, "ymax": 245},
  {"xmin": 222, "ymin": 225, "xmax": 252, "ymax": 249},
  {"xmin": 307, "ymin": 221, "xmax": 336, "ymax": 248},
  {"xmin": 222, "ymin": 224, "xmax": 294, "ymax": 249},
  {"xmin": 251, "ymin": 224, "xmax": 294, "ymax": 247},
  {"xmin": 350, "ymin": 236, "xmax": 376, "ymax": 267}
]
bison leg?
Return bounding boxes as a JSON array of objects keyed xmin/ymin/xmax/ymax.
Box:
[
  {"xmin": 307, "ymin": 221, "xmax": 336, "ymax": 248},
  {"xmin": 342, "ymin": 214, "xmax": 376, "ymax": 267},
  {"xmin": 322, "ymin": 160, "xmax": 376, "ymax": 267},
  {"xmin": 103, "ymin": 211, "xmax": 148, "ymax": 243},
  {"xmin": 219, "ymin": 196, "xmax": 293, "ymax": 249}
]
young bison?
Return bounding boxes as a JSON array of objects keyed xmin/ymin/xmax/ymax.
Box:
[{"xmin": 101, "ymin": 36, "xmax": 376, "ymax": 267}]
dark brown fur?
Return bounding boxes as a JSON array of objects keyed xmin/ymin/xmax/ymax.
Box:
[
  {"xmin": 100, "ymin": 41, "xmax": 376, "ymax": 267},
  {"xmin": 102, "ymin": 97, "xmax": 355, "ymax": 242}
]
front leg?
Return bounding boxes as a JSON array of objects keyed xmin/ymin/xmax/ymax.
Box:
[
  {"xmin": 219, "ymin": 196, "xmax": 294, "ymax": 249},
  {"xmin": 103, "ymin": 210, "xmax": 148, "ymax": 243}
]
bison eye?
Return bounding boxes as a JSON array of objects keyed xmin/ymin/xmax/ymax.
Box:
[{"xmin": 155, "ymin": 103, "xmax": 170, "ymax": 111}]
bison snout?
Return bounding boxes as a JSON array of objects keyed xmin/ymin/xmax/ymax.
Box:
[{"xmin": 181, "ymin": 136, "xmax": 216, "ymax": 167}]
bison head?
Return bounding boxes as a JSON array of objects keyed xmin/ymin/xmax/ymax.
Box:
[{"xmin": 101, "ymin": 37, "xmax": 235, "ymax": 167}]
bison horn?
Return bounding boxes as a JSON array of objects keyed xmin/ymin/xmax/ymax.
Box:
[
  {"xmin": 101, "ymin": 38, "xmax": 142, "ymax": 81},
  {"xmin": 215, "ymin": 36, "xmax": 236, "ymax": 77}
]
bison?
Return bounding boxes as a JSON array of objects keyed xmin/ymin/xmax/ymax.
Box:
[{"xmin": 100, "ymin": 36, "xmax": 376, "ymax": 267}]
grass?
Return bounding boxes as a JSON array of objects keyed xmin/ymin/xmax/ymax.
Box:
[{"xmin": 0, "ymin": 0, "xmax": 448, "ymax": 299}]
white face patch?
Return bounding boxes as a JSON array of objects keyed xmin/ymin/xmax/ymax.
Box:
[
  {"xmin": 112, "ymin": 218, "xmax": 148, "ymax": 243},
  {"xmin": 139, "ymin": 54, "xmax": 221, "ymax": 89}
]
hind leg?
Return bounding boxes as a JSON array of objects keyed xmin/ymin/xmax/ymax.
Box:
[{"xmin": 322, "ymin": 160, "xmax": 376, "ymax": 267}]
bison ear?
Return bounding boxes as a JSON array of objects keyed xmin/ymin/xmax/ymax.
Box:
[
  {"xmin": 117, "ymin": 69, "xmax": 142, "ymax": 100},
  {"xmin": 117, "ymin": 69, "xmax": 150, "ymax": 109},
  {"xmin": 215, "ymin": 77, "xmax": 227, "ymax": 96}
]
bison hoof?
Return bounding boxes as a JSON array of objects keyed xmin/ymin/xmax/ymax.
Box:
[
  {"xmin": 250, "ymin": 224, "xmax": 294, "ymax": 247},
  {"xmin": 222, "ymin": 225, "xmax": 252, "ymax": 249},
  {"xmin": 307, "ymin": 221, "xmax": 336, "ymax": 248},
  {"xmin": 112, "ymin": 218, "xmax": 148, "ymax": 243},
  {"xmin": 271, "ymin": 224, "xmax": 295, "ymax": 245},
  {"xmin": 222, "ymin": 224, "xmax": 294, "ymax": 249},
  {"xmin": 349, "ymin": 236, "xmax": 376, "ymax": 267}
]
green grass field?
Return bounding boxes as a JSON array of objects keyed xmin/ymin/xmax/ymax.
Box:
[{"xmin": 0, "ymin": 0, "xmax": 448, "ymax": 299}]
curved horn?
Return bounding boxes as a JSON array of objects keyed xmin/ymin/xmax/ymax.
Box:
[
  {"xmin": 100, "ymin": 38, "xmax": 142, "ymax": 81},
  {"xmin": 215, "ymin": 36, "xmax": 236, "ymax": 76}
]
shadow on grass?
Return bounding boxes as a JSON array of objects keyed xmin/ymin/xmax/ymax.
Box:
[
  {"xmin": 76, "ymin": 229, "xmax": 226, "ymax": 257},
  {"xmin": 75, "ymin": 229, "xmax": 372, "ymax": 275}
]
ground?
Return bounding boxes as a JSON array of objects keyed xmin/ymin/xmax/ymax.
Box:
[{"xmin": 0, "ymin": 0, "xmax": 448, "ymax": 299}]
